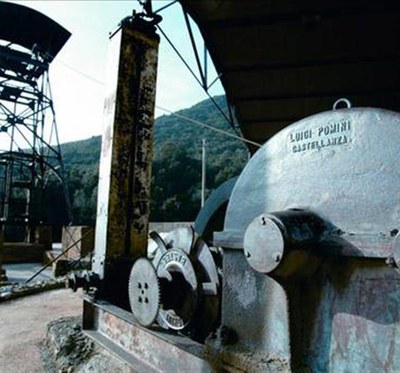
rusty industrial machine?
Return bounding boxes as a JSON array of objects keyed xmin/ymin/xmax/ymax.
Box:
[{"xmin": 68, "ymin": 1, "xmax": 400, "ymax": 372}]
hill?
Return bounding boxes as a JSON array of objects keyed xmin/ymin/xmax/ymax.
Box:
[{"xmin": 59, "ymin": 95, "xmax": 248, "ymax": 224}]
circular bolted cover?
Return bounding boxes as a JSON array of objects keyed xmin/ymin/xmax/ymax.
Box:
[
  {"xmin": 128, "ymin": 258, "xmax": 160, "ymax": 327},
  {"xmin": 243, "ymin": 214, "xmax": 285, "ymax": 273}
]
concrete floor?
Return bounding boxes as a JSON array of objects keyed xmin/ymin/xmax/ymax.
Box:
[
  {"xmin": 4, "ymin": 262, "xmax": 54, "ymax": 283},
  {"xmin": 0, "ymin": 289, "xmax": 82, "ymax": 373},
  {"xmin": 3, "ymin": 243, "xmax": 62, "ymax": 284}
]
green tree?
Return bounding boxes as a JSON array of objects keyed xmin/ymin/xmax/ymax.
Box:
[{"xmin": 58, "ymin": 95, "xmax": 249, "ymax": 224}]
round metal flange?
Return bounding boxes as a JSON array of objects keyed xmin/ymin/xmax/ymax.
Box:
[
  {"xmin": 243, "ymin": 214, "xmax": 285, "ymax": 274},
  {"xmin": 129, "ymin": 258, "xmax": 160, "ymax": 327},
  {"xmin": 156, "ymin": 248, "xmax": 198, "ymax": 330},
  {"xmin": 140, "ymin": 225, "xmax": 221, "ymax": 338}
]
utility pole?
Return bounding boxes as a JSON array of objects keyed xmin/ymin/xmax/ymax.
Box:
[{"xmin": 201, "ymin": 139, "xmax": 206, "ymax": 207}]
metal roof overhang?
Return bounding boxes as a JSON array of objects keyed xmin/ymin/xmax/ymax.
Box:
[
  {"xmin": 0, "ymin": 1, "xmax": 71, "ymax": 62},
  {"xmin": 180, "ymin": 1, "xmax": 400, "ymax": 151}
]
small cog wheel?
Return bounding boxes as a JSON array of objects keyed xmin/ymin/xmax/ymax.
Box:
[{"xmin": 128, "ymin": 258, "xmax": 160, "ymax": 327}]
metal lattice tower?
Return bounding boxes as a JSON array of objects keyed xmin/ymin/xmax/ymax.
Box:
[
  {"xmin": 0, "ymin": 41, "xmax": 71, "ymax": 231},
  {"xmin": 0, "ymin": 2, "xmax": 72, "ymax": 239}
]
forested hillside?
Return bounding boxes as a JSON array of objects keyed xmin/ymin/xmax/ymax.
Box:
[{"xmin": 59, "ymin": 95, "xmax": 248, "ymax": 224}]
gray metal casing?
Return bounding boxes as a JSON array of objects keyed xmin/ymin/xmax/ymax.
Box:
[
  {"xmin": 217, "ymin": 107, "xmax": 400, "ymax": 256},
  {"xmin": 215, "ymin": 107, "xmax": 400, "ymax": 371}
]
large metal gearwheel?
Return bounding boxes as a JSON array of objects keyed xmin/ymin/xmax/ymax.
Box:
[
  {"xmin": 128, "ymin": 257, "xmax": 160, "ymax": 327},
  {"xmin": 129, "ymin": 225, "xmax": 221, "ymax": 341}
]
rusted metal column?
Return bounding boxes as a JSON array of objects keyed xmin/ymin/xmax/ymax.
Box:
[{"xmin": 93, "ymin": 18, "xmax": 159, "ymax": 278}]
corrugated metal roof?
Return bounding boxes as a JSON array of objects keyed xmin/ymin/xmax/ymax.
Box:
[
  {"xmin": 181, "ymin": 1, "xmax": 400, "ymax": 151},
  {"xmin": 0, "ymin": 1, "xmax": 71, "ymax": 62}
]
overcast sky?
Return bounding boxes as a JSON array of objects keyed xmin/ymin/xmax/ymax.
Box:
[{"xmin": 7, "ymin": 0, "xmax": 224, "ymax": 144}]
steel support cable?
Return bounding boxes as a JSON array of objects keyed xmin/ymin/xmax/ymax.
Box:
[
  {"xmin": 180, "ymin": 5, "xmax": 236, "ymax": 138},
  {"xmin": 24, "ymin": 227, "xmax": 93, "ymax": 284},
  {"xmin": 48, "ymin": 59, "xmax": 259, "ymax": 148},
  {"xmin": 62, "ymin": 225, "xmax": 94, "ymax": 270},
  {"xmin": 156, "ymin": 23, "xmax": 243, "ymax": 139},
  {"xmin": 154, "ymin": 0, "xmax": 178, "ymax": 14},
  {"xmin": 182, "ymin": 9, "xmax": 206, "ymax": 88},
  {"xmin": 42, "ymin": 72, "xmax": 73, "ymax": 223},
  {"xmin": 54, "ymin": 58, "xmax": 105, "ymax": 86},
  {"xmin": 156, "ymin": 25, "xmax": 204, "ymax": 89},
  {"xmin": 156, "ymin": 105, "xmax": 261, "ymax": 148},
  {"xmin": 69, "ymin": 246, "xmax": 94, "ymax": 270},
  {"xmin": 43, "ymin": 8, "xmax": 239, "ymax": 143}
]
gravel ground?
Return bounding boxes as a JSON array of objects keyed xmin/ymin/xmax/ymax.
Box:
[
  {"xmin": 0, "ymin": 289, "xmax": 82, "ymax": 373},
  {"xmin": 42, "ymin": 316, "xmax": 133, "ymax": 373}
]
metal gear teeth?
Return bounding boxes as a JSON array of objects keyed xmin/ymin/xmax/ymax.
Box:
[{"xmin": 128, "ymin": 257, "xmax": 161, "ymax": 327}]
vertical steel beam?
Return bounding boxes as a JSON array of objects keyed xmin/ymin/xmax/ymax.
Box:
[{"xmin": 93, "ymin": 19, "xmax": 159, "ymax": 278}]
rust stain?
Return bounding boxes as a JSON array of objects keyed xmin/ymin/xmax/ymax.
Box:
[{"xmin": 94, "ymin": 22, "xmax": 159, "ymax": 266}]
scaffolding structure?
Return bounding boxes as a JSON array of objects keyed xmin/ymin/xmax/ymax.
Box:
[
  {"xmin": 0, "ymin": 1, "xmax": 72, "ymax": 241},
  {"xmin": 0, "ymin": 41, "xmax": 71, "ymax": 239}
]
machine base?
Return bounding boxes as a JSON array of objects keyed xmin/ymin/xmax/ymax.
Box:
[{"xmin": 82, "ymin": 298, "xmax": 212, "ymax": 372}]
